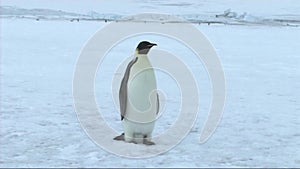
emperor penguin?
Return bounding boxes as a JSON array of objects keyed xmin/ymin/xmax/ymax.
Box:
[{"xmin": 114, "ymin": 41, "xmax": 159, "ymax": 145}]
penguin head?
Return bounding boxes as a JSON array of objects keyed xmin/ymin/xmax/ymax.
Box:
[{"xmin": 136, "ymin": 41, "xmax": 157, "ymax": 54}]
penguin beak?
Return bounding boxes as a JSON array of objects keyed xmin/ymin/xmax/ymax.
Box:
[{"xmin": 148, "ymin": 43, "xmax": 157, "ymax": 47}]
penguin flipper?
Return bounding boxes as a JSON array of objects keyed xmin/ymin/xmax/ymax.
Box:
[{"xmin": 119, "ymin": 57, "xmax": 138, "ymax": 120}]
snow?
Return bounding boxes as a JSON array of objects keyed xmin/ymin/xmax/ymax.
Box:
[
  {"xmin": 1, "ymin": 1, "xmax": 300, "ymax": 26},
  {"xmin": 1, "ymin": 0, "xmax": 300, "ymax": 167}
]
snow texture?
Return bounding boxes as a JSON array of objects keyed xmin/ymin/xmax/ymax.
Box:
[{"xmin": 1, "ymin": 0, "xmax": 300, "ymax": 167}]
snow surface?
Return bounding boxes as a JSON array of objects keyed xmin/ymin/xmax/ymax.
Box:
[
  {"xmin": 1, "ymin": 1, "xmax": 300, "ymax": 26},
  {"xmin": 1, "ymin": 0, "xmax": 300, "ymax": 167}
]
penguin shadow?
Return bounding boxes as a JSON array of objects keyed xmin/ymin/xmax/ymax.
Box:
[{"xmin": 113, "ymin": 133, "xmax": 155, "ymax": 146}]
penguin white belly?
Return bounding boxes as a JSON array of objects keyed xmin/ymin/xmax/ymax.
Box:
[{"xmin": 123, "ymin": 58, "xmax": 158, "ymax": 143}]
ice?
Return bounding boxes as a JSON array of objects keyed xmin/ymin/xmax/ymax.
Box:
[
  {"xmin": 1, "ymin": 2, "xmax": 300, "ymax": 26},
  {"xmin": 1, "ymin": 0, "xmax": 300, "ymax": 167}
]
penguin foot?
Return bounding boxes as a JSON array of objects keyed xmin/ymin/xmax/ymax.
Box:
[
  {"xmin": 114, "ymin": 135, "xmax": 138, "ymax": 144},
  {"xmin": 114, "ymin": 133, "xmax": 155, "ymax": 145},
  {"xmin": 143, "ymin": 139, "xmax": 155, "ymax": 145},
  {"xmin": 113, "ymin": 133, "xmax": 125, "ymax": 141}
]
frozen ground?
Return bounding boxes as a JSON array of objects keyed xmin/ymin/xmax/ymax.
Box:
[
  {"xmin": 1, "ymin": 0, "xmax": 300, "ymax": 168},
  {"xmin": 1, "ymin": 0, "xmax": 300, "ymax": 26}
]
